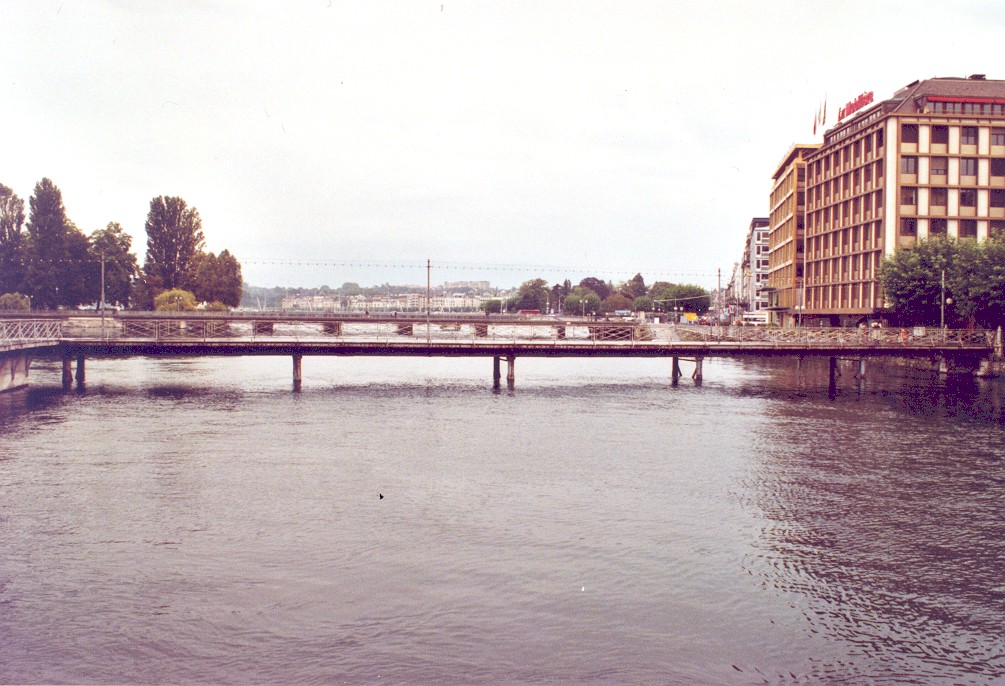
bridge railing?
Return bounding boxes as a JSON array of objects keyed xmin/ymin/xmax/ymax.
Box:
[
  {"xmin": 0, "ymin": 319, "xmax": 63, "ymax": 343},
  {"xmin": 47, "ymin": 316, "xmax": 996, "ymax": 350}
]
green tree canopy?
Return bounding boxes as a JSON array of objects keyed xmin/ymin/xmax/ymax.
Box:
[
  {"xmin": 649, "ymin": 282, "xmax": 710, "ymax": 314},
  {"xmin": 0, "ymin": 184, "xmax": 26, "ymax": 295},
  {"xmin": 481, "ymin": 299, "xmax": 502, "ymax": 314},
  {"xmin": 602, "ymin": 292, "xmax": 633, "ymax": 313},
  {"xmin": 623, "ymin": 273, "xmax": 647, "ymax": 299},
  {"xmin": 0, "ymin": 292, "xmax": 30, "ymax": 311},
  {"xmin": 187, "ymin": 249, "xmax": 243, "ymax": 306},
  {"xmin": 507, "ymin": 278, "xmax": 549, "ymax": 311},
  {"xmin": 154, "ymin": 288, "xmax": 198, "ymax": 311},
  {"xmin": 881, "ymin": 236, "xmax": 1005, "ymax": 328},
  {"xmin": 579, "ymin": 277, "xmax": 611, "ymax": 301},
  {"xmin": 90, "ymin": 222, "xmax": 139, "ymax": 308},
  {"xmin": 564, "ymin": 286, "xmax": 601, "ymax": 316},
  {"xmin": 143, "ymin": 196, "xmax": 205, "ymax": 292},
  {"xmin": 23, "ymin": 178, "xmax": 93, "ymax": 308}
]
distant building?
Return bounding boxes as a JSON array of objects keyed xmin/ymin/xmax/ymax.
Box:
[
  {"xmin": 742, "ymin": 217, "xmax": 770, "ymax": 324},
  {"xmin": 804, "ymin": 74, "xmax": 1005, "ymax": 325},
  {"xmin": 766, "ymin": 144, "xmax": 819, "ymax": 326}
]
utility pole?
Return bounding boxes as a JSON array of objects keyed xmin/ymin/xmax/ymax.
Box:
[
  {"xmin": 100, "ymin": 254, "xmax": 106, "ymax": 339},
  {"xmin": 717, "ymin": 267, "xmax": 721, "ymax": 326},
  {"xmin": 940, "ymin": 268, "xmax": 945, "ymax": 329}
]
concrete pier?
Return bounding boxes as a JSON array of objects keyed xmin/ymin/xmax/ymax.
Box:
[
  {"xmin": 0, "ymin": 352, "xmax": 31, "ymax": 393},
  {"xmin": 692, "ymin": 357, "xmax": 703, "ymax": 386},
  {"xmin": 62, "ymin": 354, "xmax": 73, "ymax": 390},
  {"xmin": 492, "ymin": 356, "xmax": 501, "ymax": 389},
  {"xmin": 75, "ymin": 355, "xmax": 86, "ymax": 388},
  {"xmin": 671, "ymin": 356, "xmax": 682, "ymax": 386},
  {"xmin": 506, "ymin": 355, "xmax": 515, "ymax": 388},
  {"xmin": 293, "ymin": 354, "xmax": 303, "ymax": 391}
]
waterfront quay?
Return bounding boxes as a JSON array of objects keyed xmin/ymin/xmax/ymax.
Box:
[{"xmin": 1, "ymin": 312, "xmax": 1001, "ymax": 392}]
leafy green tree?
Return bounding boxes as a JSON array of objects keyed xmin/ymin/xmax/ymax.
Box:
[
  {"xmin": 624, "ymin": 273, "xmax": 647, "ymax": 299},
  {"xmin": 880, "ymin": 237, "xmax": 957, "ymax": 326},
  {"xmin": 90, "ymin": 222, "xmax": 139, "ymax": 308},
  {"xmin": 0, "ymin": 292, "xmax": 30, "ymax": 311},
  {"xmin": 564, "ymin": 286, "xmax": 601, "ymax": 316},
  {"xmin": 481, "ymin": 299, "xmax": 502, "ymax": 314},
  {"xmin": 143, "ymin": 196, "xmax": 205, "ymax": 292},
  {"xmin": 507, "ymin": 278, "xmax": 549, "ymax": 311},
  {"xmin": 633, "ymin": 295, "xmax": 653, "ymax": 312},
  {"xmin": 23, "ymin": 178, "xmax": 93, "ymax": 308},
  {"xmin": 0, "ymin": 184, "xmax": 26, "ymax": 295},
  {"xmin": 154, "ymin": 288, "xmax": 198, "ymax": 311},
  {"xmin": 579, "ymin": 277, "xmax": 611, "ymax": 301},
  {"xmin": 602, "ymin": 292, "xmax": 633, "ymax": 313},
  {"xmin": 187, "ymin": 249, "xmax": 242, "ymax": 306}
]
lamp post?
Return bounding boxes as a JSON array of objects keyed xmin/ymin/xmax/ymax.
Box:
[{"xmin": 940, "ymin": 268, "xmax": 946, "ymax": 329}]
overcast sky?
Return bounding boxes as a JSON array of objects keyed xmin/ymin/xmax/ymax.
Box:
[{"xmin": 3, "ymin": 1, "xmax": 1004, "ymax": 290}]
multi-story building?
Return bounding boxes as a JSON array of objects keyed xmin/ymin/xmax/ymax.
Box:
[
  {"xmin": 804, "ymin": 74, "xmax": 1005, "ymax": 325},
  {"xmin": 766, "ymin": 144, "xmax": 819, "ymax": 326},
  {"xmin": 742, "ymin": 217, "xmax": 770, "ymax": 324}
]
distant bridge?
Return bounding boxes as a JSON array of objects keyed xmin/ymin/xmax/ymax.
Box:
[{"xmin": 2, "ymin": 312, "xmax": 1001, "ymax": 392}]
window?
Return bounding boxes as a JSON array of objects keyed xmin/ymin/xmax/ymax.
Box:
[
  {"xmin": 961, "ymin": 158, "xmax": 978, "ymax": 177},
  {"xmin": 901, "ymin": 187, "xmax": 917, "ymax": 205},
  {"xmin": 902, "ymin": 124, "xmax": 919, "ymax": 143},
  {"xmin": 992, "ymin": 189, "xmax": 1005, "ymax": 208},
  {"xmin": 960, "ymin": 188, "xmax": 977, "ymax": 207},
  {"xmin": 900, "ymin": 156, "xmax": 918, "ymax": 174},
  {"xmin": 877, "ymin": 129, "xmax": 884, "ymax": 147},
  {"xmin": 930, "ymin": 156, "xmax": 948, "ymax": 176},
  {"xmin": 992, "ymin": 158, "xmax": 1005, "ymax": 176},
  {"xmin": 962, "ymin": 126, "xmax": 978, "ymax": 145},
  {"xmin": 959, "ymin": 219, "xmax": 977, "ymax": 238},
  {"xmin": 992, "ymin": 128, "xmax": 1005, "ymax": 146},
  {"xmin": 900, "ymin": 218, "xmax": 917, "ymax": 236},
  {"xmin": 931, "ymin": 187, "xmax": 948, "ymax": 206},
  {"xmin": 931, "ymin": 125, "xmax": 949, "ymax": 145},
  {"xmin": 930, "ymin": 218, "xmax": 948, "ymax": 236}
]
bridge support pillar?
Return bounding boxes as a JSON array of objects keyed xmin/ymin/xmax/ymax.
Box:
[
  {"xmin": 506, "ymin": 355, "xmax": 515, "ymax": 389},
  {"xmin": 62, "ymin": 353, "xmax": 73, "ymax": 390},
  {"xmin": 828, "ymin": 356, "xmax": 838, "ymax": 393},
  {"xmin": 671, "ymin": 356, "xmax": 682, "ymax": 386},
  {"xmin": 292, "ymin": 354, "xmax": 302, "ymax": 391},
  {"xmin": 856, "ymin": 358, "xmax": 867, "ymax": 379},
  {"xmin": 692, "ymin": 357, "xmax": 703, "ymax": 386},
  {"xmin": 492, "ymin": 356, "xmax": 501, "ymax": 389},
  {"xmin": 75, "ymin": 355, "xmax": 85, "ymax": 388}
]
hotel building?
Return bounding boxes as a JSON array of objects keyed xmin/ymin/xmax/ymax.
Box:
[
  {"xmin": 766, "ymin": 144, "xmax": 819, "ymax": 326},
  {"xmin": 803, "ymin": 74, "xmax": 1005, "ymax": 325}
]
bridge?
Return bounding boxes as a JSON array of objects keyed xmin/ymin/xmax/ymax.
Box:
[{"xmin": 2, "ymin": 312, "xmax": 1001, "ymax": 392}]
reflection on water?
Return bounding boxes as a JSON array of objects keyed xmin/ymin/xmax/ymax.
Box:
[{"xmin": 0, "ymin": 355, "xmax": 1003, "ymax": 684}]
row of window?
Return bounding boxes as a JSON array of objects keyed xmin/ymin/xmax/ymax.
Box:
[
  {"xmin": 928, "ymin": 101, "xmax": 1005, "ymax": 116},
  {"xmin": 900, "ymin": 123, "xmax": 1005, "ymax": 145},
  {"xmin": 900, "ymin": 186, "xmax": 1005, "ymax": 207},
  {"xmin": 811, "ymin": 130, "xmax": 884, "ymax": 178},
  {"xmin": 805, "ymin": 282, "xmax": 880, "ymax": 311},
  {"xmin": 899, "ymin": 218, "xmax": 1005, "ymax": 237},
  {"xmin": 900, "ymin": 155, "xmax": 1005, "ymax": 176}
]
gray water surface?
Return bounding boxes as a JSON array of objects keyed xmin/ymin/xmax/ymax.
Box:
[{"xmin": 1, "ymin": 356, "xmax": 1003, "ymax": 684}]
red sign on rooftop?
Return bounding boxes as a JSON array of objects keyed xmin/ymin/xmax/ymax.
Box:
[{"xmin": 838, "ymin": 91, "xmax": 874, "ymax": 121}]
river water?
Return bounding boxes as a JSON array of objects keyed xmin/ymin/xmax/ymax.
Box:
[{"xmin": 1, "ymin": 355, "xmax": 1003, "ymax": 685}]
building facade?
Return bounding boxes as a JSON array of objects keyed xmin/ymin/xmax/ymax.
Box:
[
  {"xmin": 743, "ymin": 217, "xmax": 770, "ymax": 324},
  {"xmin": 804, "ymin": 74, "xmax": 1005, "ymax": 325},
  {"xmin": 766, "ymin": 144, "xmax": 819, "ymax": 326}
]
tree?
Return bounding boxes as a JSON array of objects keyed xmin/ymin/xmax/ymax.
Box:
[
  {"xmin": 481, "ymin": 299, "xmax": 502, "ymax": 314},
  {"xmin": 602, "ymin": 292, "xmax": 633, "ymax": 313},
  {"xmin": 564, "ymin": 286, "xmax": 601, "ymax": 316},
  {"xmin": 23, "ymin": 178, "xmax": 94, "ymax": 308},
  {"xmin": 0, "ymin": 184, "xmax": 26, "ymax": 295},
  {"xmin": 507, "ymin": 278, "xmax": 549, "ymax": 311},
  {"xmin": 880, "ymin": 237, "xmax": 957, "ymax": 326},
  {"xmin": 579, "ymin": 277, "xmax": 611, "ymax": 301},
  {"xmin": 143, "ymin": 196, "xmax": 205, "ymax": 292},
  {"xmin": 0, "ymin": 292, "xmax": 30, "ymax": 311},
  {"xmin": 624, "ymin": 273, "xmax": 647, "ymax": 299},
  {"xmin": 633, "ymin": 295, "xmax": 653, "ymax": 312},
  {"xmin": 154, "ymin": 288, "xmax": 198, "ymax": 311},
  {"xmin": 187, "ymin": 249, "xmax": 243, "ymax": 306},
  {"xmin": 90, "ymin": 222, "xmax": 139, "ymax": 308}
]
